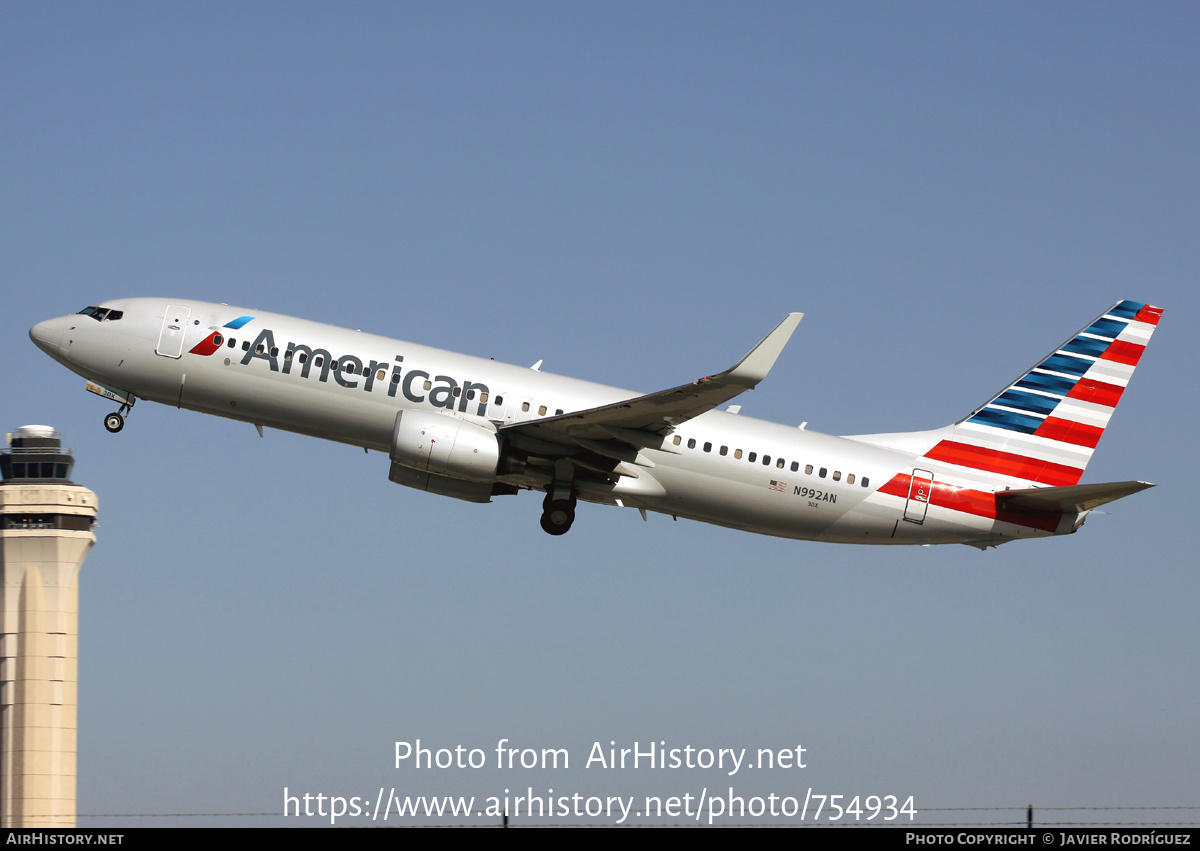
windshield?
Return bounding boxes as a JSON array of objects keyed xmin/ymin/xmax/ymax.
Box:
[{"xmin": 77, "ymin": 306, "xmax": 123, "ymax": 321}]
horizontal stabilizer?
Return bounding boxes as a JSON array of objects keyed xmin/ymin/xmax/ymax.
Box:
[{"xmin": 997, "ymin": 480, "xmax": 1154, "ymax": 513}]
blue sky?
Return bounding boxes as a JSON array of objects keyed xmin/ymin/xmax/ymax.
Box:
[{"xmin": 3, "ymin": 3, "xmax": 1197, "ymax": 827}]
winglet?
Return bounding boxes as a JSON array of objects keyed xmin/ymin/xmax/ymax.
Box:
[{"xmin": 720, "ymin": 313, "xmax": 803, "ymax": 386}]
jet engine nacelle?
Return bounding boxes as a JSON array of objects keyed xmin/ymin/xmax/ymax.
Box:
[
  {"xmin": 389, "ymin": 410, "xmax": 502, "ymax": 483},
  {"xmin": 387, "ymin": 462, "xmax": 496, "ymax": 503}
]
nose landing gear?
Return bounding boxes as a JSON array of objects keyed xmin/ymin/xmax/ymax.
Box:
[
  {"xmin": 103, "ymin": 400, "xmax": 133, "ymax": 434},
  {"xmin": 87, "ymin": 382, "xmax": 136, "ymax": 434}
]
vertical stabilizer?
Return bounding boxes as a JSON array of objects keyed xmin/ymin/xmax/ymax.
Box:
[{"xmin": 921, "ymin": 300, "xmax": 1163, "ymax": 486}]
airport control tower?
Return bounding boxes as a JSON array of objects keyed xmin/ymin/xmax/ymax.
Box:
[{"xmin": 0, "ymin": 426, "xmax": 96, "ymax": 828}]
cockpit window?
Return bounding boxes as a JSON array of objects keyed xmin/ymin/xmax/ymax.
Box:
[{"xmin": 76, "ymin": 306, "xmax": 123, "ymax": 322}]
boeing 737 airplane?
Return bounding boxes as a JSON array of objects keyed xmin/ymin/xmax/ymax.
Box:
[{"xmin": 29, "ymin": 299, "xmax": 1161, "ymax": 547}]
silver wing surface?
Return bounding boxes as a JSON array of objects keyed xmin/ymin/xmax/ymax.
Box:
[{"xmin": 500, "ymin": 314, "xmax": 802, "ymax": 473}]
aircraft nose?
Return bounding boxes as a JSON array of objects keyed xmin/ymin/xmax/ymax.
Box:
[{"xmin": 30, "ymin": 317, "xmax": 65, "ymax": 356}]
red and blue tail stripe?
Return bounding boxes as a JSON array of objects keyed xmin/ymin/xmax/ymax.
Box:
[{"xmin": 922, "ymin": 300, "xmax": 1162, "ymax": 487}]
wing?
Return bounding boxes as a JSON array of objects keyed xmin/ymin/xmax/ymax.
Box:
[{"xmin": 500, "ymin": 313, "xmax": 802, "ymax": 471}]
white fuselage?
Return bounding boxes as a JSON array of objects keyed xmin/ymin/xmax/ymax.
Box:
[{"xmin": 30, "ymin": 298, "xmax": 1072, "ymax": 547}]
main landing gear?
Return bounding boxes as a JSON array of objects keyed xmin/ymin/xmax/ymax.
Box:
[
  {"xmin": 539, "ymin": 458, "xmax": 577, "ymax": 536},
  {"xmin": 103, "ymin": 402, "xmax": 133, "ymax": 434},
  {"xmin": 540, "ymin": 491, "xmax": 577, "ymax": 536}
]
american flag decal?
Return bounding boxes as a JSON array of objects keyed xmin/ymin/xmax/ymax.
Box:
[{"xmin": 769, "ymin": 480, "xmax": 787, "ymax": 492}]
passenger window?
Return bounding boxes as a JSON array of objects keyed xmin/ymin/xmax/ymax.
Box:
[
  {"xmin": 720, "ymin": 446, "xmax": 728, "ymax": 456},
  {"xmin": 242, "ymin": 341, "xmax": 251, "ymax": 351},
  {"xmin": 687, "ymin": 438, "xmax": 696, "ymax": 449},
  {"xmin": 214, "ymin": 334, "xmax": 224, "ymax": 346},
  {"xmin": 390, "ymin": 373, "xmax": 400, "ymax": 384},
  {"xmin": 423, "ymin": 380, "xmax": 432, "ymax": 391},
  {"xmin": 777, "ymin": 458, "xmax": 785, "ymax": 469},
  {"xmin": 454, "ymin": 387, "xmax": 461, "ymax": 397},
  {"xmin": 494, "ymin": 395, "xmax": 503, "ymax": 405},
  {"xmin": 703, "ymin": 442, "xmax": 712, "ymax": 452},
  {"xmin": 300, "ymin": 353, "xmax": 309, "ymax": 364},
  {"xmin": 790, "ymin": 461, "xmax": 799, "ymax": 472},
  {"xmin": 257, "ymin": 344, "xmax": 265, "ymax": 354},
  {"xmin": 522, "ymin": 402, "xmax": 530, "ymax": 412},
  {"xmin": 748, "ymin": 452, "xmax": 757, "ymax": 463},
  {"xmin": 284, "ymin": 349, "xmax": 292, "ymax": 360},
  {"xmin": 861, "ymin": 477, "xmax": 870, "ymax": 488},
  {"xmin": 538, "ymin": 405, "xmax": 547, "ymax": 416},
  {"xmin": 270, "ymin": 347, "xmax": 279, "ymax": 358},
  {"xmin": 331, "ymin": 360, "xmax": 339, "ymax": 370},
  {"xmin": 377, "ymin": 369, "xmax": 386, "ymax": 381},
  {"xmin": 805, "ymin": 464, "xmax": 813, "ymax": 475},
  {"xmin": 555, "ymin": 409, "xmax": 563, "ymax": 416},
  {"xmin": 819, "ymin": 468, "xmax": 827, "ymax": 478},
  {"xmin": 313, "ymin": 355, "xmax": 323, "ymax": 367},
  {"xmin": 228, "ymin": 338, "xmax": 236, "ymax": 348},
  {"xmin": 673, "ymin": 435, "xmax": 681, "ymax": 446},
  {"xmin": 762, "ymin": 455, "xmax": 771, "ymax": 465},
  {"xmin": 466, "ymin": 390, "xmax": 475, "ymax": 400},
  {"xmin": 480, "ymin": 392, "xmax": 489, "ymax": 403},
  {"xmin": 833, "ymin": 471, "xmax": 841, "ymax": 481},
  {"xmin": 847, "ymin": 473, "xmax": 855, "ymax": 484},
  {"xmin": 734, "ymin": 449, "xmax": 742, "ymax": 459}
]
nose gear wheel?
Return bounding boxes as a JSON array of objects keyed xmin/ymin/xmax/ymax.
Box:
[{"xmin": 103, "ymin": 400, "xmax": 133, "ymax": 434}]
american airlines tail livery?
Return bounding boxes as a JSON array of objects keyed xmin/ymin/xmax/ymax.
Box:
[{"xmin": 30, "ymin": 299, "xmax": 1162, "ymax": 547}]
